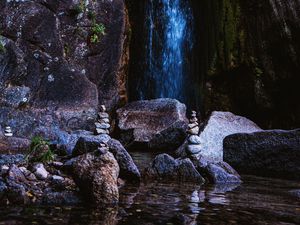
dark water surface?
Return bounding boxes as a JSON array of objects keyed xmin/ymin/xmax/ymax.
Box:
[{"xmin": 0, "ymin": 152, "xmax": 299, "ymax": 225}]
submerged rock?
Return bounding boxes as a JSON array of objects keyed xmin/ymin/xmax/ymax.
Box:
[
  {"xmin": 146, "ymin": 154, "xmax": 205, "ymax": 184},
  {"xmin": 108, "ymin": 139, "xmax": 141, "ymax": 182},
  {"xmin": 72, "ymin": 152, "xmax": 120, "ymax": 205},
  {"xmin": 205, "ymin": 163, "xmax": 241, "ymax": 184},
  {"xmin": 195, "ymin": 111, "xmax": 262, "ymax": 162},
  {"xmin": 117, "ymin": 98, "xmax": 188, "ymax": 151},
  {"xmin": 224, "ymin": 129, "xmax": 300, "ymax": 180}
]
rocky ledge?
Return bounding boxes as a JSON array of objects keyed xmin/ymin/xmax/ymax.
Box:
[{"xmin": 0, "ymin": 131, "xmax": 140, "ymax": 206}]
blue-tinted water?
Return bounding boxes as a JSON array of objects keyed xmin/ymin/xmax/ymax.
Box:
[
  {"xmin": 0, "ymin": 152, "xmax": 299, "ymax": 224},
  {"xmin": 138, "ymin": 0, "xmax": 193, "ymax": 102}
]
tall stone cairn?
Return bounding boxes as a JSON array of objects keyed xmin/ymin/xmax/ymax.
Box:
[
  {"xmin": 186, "ymin": 111, "xmax": 201, "ymax": 155},
  {"xmin": 94, "ymin": 105, "xmax": 111, "ymax": 135}
]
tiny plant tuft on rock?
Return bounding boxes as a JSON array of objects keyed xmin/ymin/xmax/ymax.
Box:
[{"xmin": 26, "ymin": 136, "xmax": 55, "ymax": 163}]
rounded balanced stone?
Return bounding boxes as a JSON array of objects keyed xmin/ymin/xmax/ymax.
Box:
[
  {"xmin": 188, "ymin": 126, "xmax": 199, "ymax": 135},
  {"xmin": 188, "ymin": 135, "xmax": 201, "ymax": 145},
  {"xmin": 98, "ymin": 112, "xmax": 109, "ymax": 119},
  {"xmin": 186, "ymin": 145, "xmax": 202, "ymax": 155}
]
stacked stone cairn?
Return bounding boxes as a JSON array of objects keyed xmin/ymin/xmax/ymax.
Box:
[
  {"xmin": 4, "ymin": 126, "xmax": 13, "ymax": 137},
  {"xmin": 94, "ymin": 105, "xmax": 110, "ymax": 155},
  {"xmin": 95, "ymin": 105, "xmax": 111, "ymax": 135},
  {"xmin": 186, "ymin": 111, "xmax": 202, "ymax": 155}
]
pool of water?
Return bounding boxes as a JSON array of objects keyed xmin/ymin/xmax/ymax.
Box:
[{"xmin": 0, "ymin": 152, "xmax": 299, "ymax": 225}]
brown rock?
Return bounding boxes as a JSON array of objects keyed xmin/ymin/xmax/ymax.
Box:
[{"xmin": 72, "ymin": 152, "xmax": 120, "ymax": 205}]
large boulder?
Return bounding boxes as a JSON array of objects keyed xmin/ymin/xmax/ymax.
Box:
[
  {"xmin": 195, "ymin": 111, "xmax": 262, "ymax": 162},
  {"xmin": 117, "ymin": 99, "xmax": 188, "ymax": 151},
  {"xmin": 107, "ymin": 139, "xmax": 141, "ymax": 182},
  {"xmin": 191, "ymin": 156, "xmax": 241, "ymax": 184},
  {"xmin": 72, "ymin": 152, "xmax": 120, "ymax": 205},
  {"xmin": 145, "ymin": 154, "xmax": 205, "ymax": 184},
  {"xmin": 0, "ymin": 0, "xmax": 129, "ymax": 140},
  {"xmin": 224, "ymin": 129, "xmax": 300, "ymax": 180}
]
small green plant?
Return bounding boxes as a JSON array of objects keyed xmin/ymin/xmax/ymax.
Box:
[
  {"xmin": 26, "ymin": 136, "xmax": 55, "ymax": 163},
  {"xmin": 0, "ymin": 43, "xmax": 5, "ymax": 53},
  {"xmin": 90, "ymin": 23, "xmax": 106, "ymax": 43},
  {"xmin": 0, "ymin": 35, "xmax": 5, "ymax": 53}
]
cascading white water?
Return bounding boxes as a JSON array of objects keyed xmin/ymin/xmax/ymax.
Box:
[{"xmin": 138, "ymin": 0, "xmax": 193, "ymax": 102}]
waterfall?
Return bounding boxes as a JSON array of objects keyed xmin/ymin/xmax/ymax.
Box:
[{"xmin": 138, "ymin": 0, "xmax": 193, "ymax": 102}]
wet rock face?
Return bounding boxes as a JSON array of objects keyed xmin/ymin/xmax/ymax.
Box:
[
  {"xmin": 0, "ymin": 0, "xmax": 128, "ymax": 139},
  {"xmin": 224, "ymin": 129, "xmax": 300, "ymax": 180},
  {"xmin": 72, "ymin": 152, "xmax": 120, "ymax": 205},
  {"xmin": 117, "ymin": 99, "xmax": 188, "ymax": 151}
]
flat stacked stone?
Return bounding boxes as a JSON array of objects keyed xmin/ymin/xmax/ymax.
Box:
[
  {"xmin": 4, "ymin": 126, "xmax": 13, "ymax": 137},
  {"xmin": 94, "ymin": 105, "xmax": 111, "ymax": 135},
  {"xmin": 186, "ymin": 111, "xmax": 201, "ymax": 155}
]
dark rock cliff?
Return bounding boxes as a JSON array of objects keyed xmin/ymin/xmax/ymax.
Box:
[
  {"xmin": 0, "ymin": 0, "xmax": 129, "ymax": 138},
  {"xmin": 193, "ymin": 0, "xmax": 300, "ymax": 129}
]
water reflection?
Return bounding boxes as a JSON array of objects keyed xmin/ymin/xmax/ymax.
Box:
[{"xmin": 0, "ymin": 177, "xmax": 299, "ymax": 224}]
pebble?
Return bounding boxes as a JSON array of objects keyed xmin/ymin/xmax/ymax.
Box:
[
  {"xmin": 52, "ymin": 175, "xmax": 64, "ymax": 181},
  {"xmin": 33, "ymin": 163, "xmax": 49, "ymax": 180},
  {"xmin": 27, "ymin": 173, "xmax": 37, "ymax": 181},
  {"xmin": 0, "ymin": 165, "xmax": 9, "ymax": 175},
  {"xmin": 19, "ymin": 167, "xmax": 31, "ymax": 177},
  {"xmin": 51, "ymin": 161, "xmax": 64, "ymax": 167}
]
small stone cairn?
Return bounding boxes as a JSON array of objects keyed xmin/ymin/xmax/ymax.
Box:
[
  {"xmin": 4, "ymin": 126, "xmax": 13, "ymax": 137},
  {"xmin": 186, "ymin": 111, "xmax": 202, "ymax": 155},
  {"xmin": 95, "ymin": 105, "xmax": 111, "ymax": 135},
  {"xmin": 94, "ymin": 105, "xmax": 110, "ymax": 155}
]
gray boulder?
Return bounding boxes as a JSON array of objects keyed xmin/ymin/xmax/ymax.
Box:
[
  {"xmin": 191, "ymin": 156, "xmax": 241, "ymax": 184},
  {"xmin": 117, "ymin": 99, "xmax": 188, "ymax": 151},
  {"xmin": 224, "ymin": 129, "xmax": 300, "ymax": 180},
  {"xmin": 145, "ymin": 154, "xmax": 205, "ymax": 184},
  {"xmin": 206, "ymin": 163, "xmax": 241, "ymax": 184},
  {"xmin": 107, "ymin": 139, "xmax": 141, "ymax": 182},
  {"xmin": 195, "ymin": 111, "xmax": 262, "ymax": 162}
]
